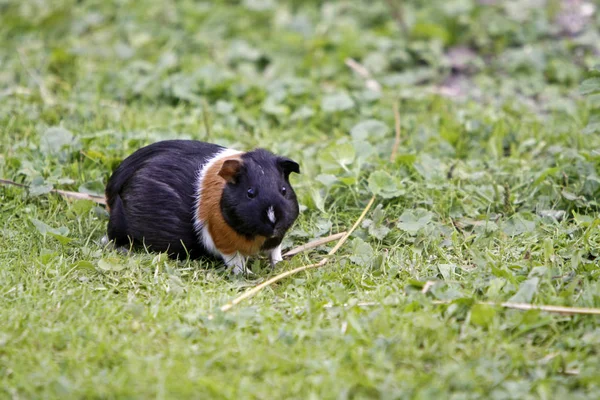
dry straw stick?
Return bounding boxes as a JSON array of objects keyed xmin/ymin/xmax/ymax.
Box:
[
  {"xmin": 283, "ymin": 232, "xmax": 347, "ymax": 258},
  {"xmin": 461, "ymin": 301, "xmax": 600, "ymax": 316},
  {"xmin": 344, "ymin": 58, "xmax": 381, "ymax": 93},
  {"xmin": 0, "ymin": 178, "xmax": 106, "ymax": 205},
  {"xmin": 326, "ymin": 300, "xmax": 600, "ymax": 316},
  {"xmin": 220, "ymin": 99, "xmax": 403, "ymax": 312}
]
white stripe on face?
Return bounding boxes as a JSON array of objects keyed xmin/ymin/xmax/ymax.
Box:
[{"xmin": 267, "ymin": 206, "xmax": 276, "ymax": 224}]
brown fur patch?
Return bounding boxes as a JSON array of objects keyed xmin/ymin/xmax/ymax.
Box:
[
  {"xmin": 198, "ymin": 153, "xmax": 266, "ymax": 256},
  {"xmin": 218, "ymin": 159, "xmax": 242, "ymax": 183}
]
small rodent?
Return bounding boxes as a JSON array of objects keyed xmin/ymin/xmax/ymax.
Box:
[{"xmin": 103, "ymin": 140, "xmax": 300, "ymax": 274}]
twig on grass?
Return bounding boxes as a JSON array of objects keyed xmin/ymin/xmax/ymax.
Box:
[
  {"xmin": 563, "ymin": 369, "xmax": 580, "ymax": 376},
  {"xmin": 344, "ymin": 58, "xmax": 381, "ymax": 93},
  {"xmin": 448, "ymin": 301, "xmax": 600, "ymax": 316},
  {"xmin": 421, "ymin": 280, "xmax": 435, "ymax": 294},
  {"xmin": 53, "ymin": 189, "xmax": 106, "ymax": 205},
  {"xmin": 323, "ymin": 300, "xmax": 600, "ymax": 316},
  {"xmin": 282, "ymin": 232, "xmax": 347, "ymax": 258},
  {"xmin": 0, "ymin": 178, "xmax": 106, "ymax": 205},
  {"xmin": 220, "ymin": 260, "xmax": 326, "ymax": 312},
  {"xmin": 0, "ymin": 179, "xmax": 27, "ymax": 188}
]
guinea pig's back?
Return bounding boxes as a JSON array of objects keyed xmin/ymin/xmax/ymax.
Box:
[
  {"xmin": 106, "ymin": 140, "xmax": 224, "ymax": 258},
  {"xmin": 105, "ymin": 141, "xmax": 223, "ymax": 205}
]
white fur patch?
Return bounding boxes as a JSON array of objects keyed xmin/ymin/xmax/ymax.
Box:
[
  {"xmin": 200, "ymin": 227, "xmax": 219, "ymax": 257},
  {"xmin": 192, "ymin": 147, "xmax": 243, "ymax": 258},
  {"xmin": 267, "ymin": 206, "xmax": 276, "ymax": 224},
  {"xmin": 223, "ymin": 252, "xmax": 251, "ymax": 275},
  {"xmin": 269, "ymin": 244, "xmax": 283, "ymax": 267}
]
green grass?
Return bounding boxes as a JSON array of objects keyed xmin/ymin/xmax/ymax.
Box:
[{"xmin": 1, "ymin": 0, "xmax": 600, "ymax": 398}]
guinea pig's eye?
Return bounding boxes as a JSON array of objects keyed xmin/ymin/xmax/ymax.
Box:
[
  {"xmin": 281, "ymin": 186, "xmax": 287, "ymax": 196},
  {"xmin": 247, "ymin": 187, "xmax": 256, "ymax": 199}
]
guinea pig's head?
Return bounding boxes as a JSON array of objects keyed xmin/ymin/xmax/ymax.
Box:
[{"xmin": 218, "ymin": 149, "xmax": 300, "ymax": 241}]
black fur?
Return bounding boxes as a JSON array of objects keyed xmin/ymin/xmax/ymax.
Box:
[
  {"xmin": 220, "ymin": 149, "xmax": 300, "ymax": 250},
  {"xmin": 105, "ymin": 140, "xmax": 300, "ymax": 260},
  {"xmin": 105, "ymin": 140, "xmax": 224, "ymax": 259}
]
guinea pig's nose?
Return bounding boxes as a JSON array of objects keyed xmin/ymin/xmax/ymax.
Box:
[{"xmin": 266, "ymin": 205, "xmax": 277, "ymax": 227}]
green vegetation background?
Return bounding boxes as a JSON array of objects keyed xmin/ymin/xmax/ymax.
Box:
[{"xmin": 1, "ymin": 0, "xmax": 600, "ymax": 398}]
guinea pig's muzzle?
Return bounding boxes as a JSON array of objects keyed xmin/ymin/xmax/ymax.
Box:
[{"xmin": 265, "ymin": 205, "xmax": 288, "ymax": 238}]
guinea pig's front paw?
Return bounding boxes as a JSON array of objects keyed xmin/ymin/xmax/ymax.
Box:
[
  {"xmin": 100, "ymin": 235, "xmax": 110, "ymax": 247},
  {"xmin": 269, "ymin": 245, "xmax": 283, "ymax": 268},
  {"xmin": 223, "ymin": 252, "xmax": 253, "ymax": 276}
]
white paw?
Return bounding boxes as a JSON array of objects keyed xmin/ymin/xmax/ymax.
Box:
[
  {"xmin": 269, "ymin": 244, "xmax": 283, "ymax": 268},
  {"xmin": 223, "ymin": 252, "xmax": 252, "ymax": 275},
  {"xmin": 115, "ymin": 246, "xmax": 130, "ymax": 255}
]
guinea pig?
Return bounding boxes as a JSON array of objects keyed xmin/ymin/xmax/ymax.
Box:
[{"xmin": 103, "ymin": 140, "xmax": 300, "ymax": 274}]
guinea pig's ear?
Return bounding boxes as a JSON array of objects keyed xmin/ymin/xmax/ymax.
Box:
[
  {"xmin": 278, "ymin": 157, "xmax": 300, "ymax": 177},
  {"xmin": 218, "ymin": 159, "xmax": 243, "ymax": 183}
]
